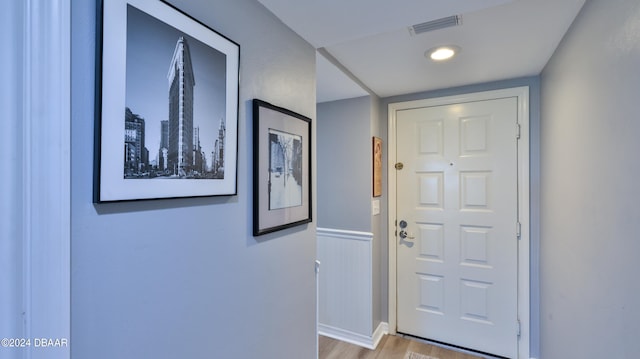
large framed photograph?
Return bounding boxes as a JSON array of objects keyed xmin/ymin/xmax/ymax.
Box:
[
  {"xmin": 253, "ymin": 100, "xmax": 312, "ymax": 236},
  {"xmin": 94, "ymin": 0, "xmax": 240, "ymax": 202}
]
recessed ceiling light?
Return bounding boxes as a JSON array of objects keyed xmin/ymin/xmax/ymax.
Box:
[{"xmin": 426, "ymin": 46, "xmax": 461, "ymax": 62}]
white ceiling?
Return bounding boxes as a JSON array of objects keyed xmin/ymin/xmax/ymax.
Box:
[
  {"xmin": 257, "ymin": 0, "xmax": 586, "ymax": 102},
  {"xmin": 315, "ymin": 52, "xmax": 370, "ymax": 103}
]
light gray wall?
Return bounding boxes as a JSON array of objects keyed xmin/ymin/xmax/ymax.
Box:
[
  {"xmin": 71, "ymin": 1, "xmax": 317, "ymax": 358},
  {"xmin": 317, "ymin": 96, "xmax": 372, "ymax": 232},
  {"xmin": 317, "ymin": 94, "xmax": 386, "ymax": 331},
  {"xmin": 540, "ymin": 0, "xmax": 640, "ymax": 357},
  {"xmin": 381, "ymin": 76, "xmax": 541, "ymax": 357}
]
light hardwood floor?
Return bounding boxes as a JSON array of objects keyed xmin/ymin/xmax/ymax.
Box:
[{"xmin": 319, "ymin": 335, "xmax": 485, "ymax": 359}]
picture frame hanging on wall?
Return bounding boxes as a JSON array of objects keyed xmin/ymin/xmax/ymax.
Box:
[
  {"xmin": 94, "ymin": 0, "xmax": 240, "ymax": 202},
  {"xmin": 253, "ymin": 99, "xmax": 312, "ymax": 236},
  {"xmin": 373, "ymin": 136, "xmax": 383, "ymax": 197}
]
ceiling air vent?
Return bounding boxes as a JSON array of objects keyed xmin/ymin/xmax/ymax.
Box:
[{"xmin": 409, "ymin": 15, "xmax": 462, "ymax": 36}]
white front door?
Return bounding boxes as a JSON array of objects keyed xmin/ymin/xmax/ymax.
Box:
[{"xmin": 395, "ymin": 97, "xmax": 519, "ymax": 358}]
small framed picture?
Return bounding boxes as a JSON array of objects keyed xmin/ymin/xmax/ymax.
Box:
[
  {"xmin": 253, "ymin": 100, "xmax": 312, "ymax": 236},
  {"xmin": 94, "ymin": 0, "xmax": 240, "ymax": 202},
  {"xmin": 373, "ymin": 136, "xmax": 383, "ymax": 197}
]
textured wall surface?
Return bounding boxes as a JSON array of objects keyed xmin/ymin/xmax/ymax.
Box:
[
  {"xmin": 71, "ymin": 0, "xmax": 317, "ymax": 358},
  {"xmin": 541, "ymin": 0, "xmax": 640, "ymax": 357}
]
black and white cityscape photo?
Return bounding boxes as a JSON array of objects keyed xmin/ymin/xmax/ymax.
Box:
[
  {"xmin": 124, "ymin": 5, "xmax": 227, "ymax": 180},
  {"xmin": 268, "ymin": 129, "xmax": 303, "ymax": 210}
]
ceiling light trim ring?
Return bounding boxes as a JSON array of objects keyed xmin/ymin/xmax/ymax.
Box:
[{"xmin": 425, "ymin": 45, "xmax": 461, "ymax": 62}]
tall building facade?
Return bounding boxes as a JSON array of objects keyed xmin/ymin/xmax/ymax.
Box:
[
  {"xmin": 212, "ymin": 118, "xmax": 225, "ymax": 178},
  {"xmin": 193, "ymin": 126, "xmax": 205, "ymax": 175},
  {"xmin": 158, "ymin": 120, "xmax": 169, "ymax": 171},
  {"xmin": 124, "ymin": 107, "xmax": 148, "ymax": 176},
  {"xmin": 167, "ymin": 36, "xmax": 195, "ymax": 177}
]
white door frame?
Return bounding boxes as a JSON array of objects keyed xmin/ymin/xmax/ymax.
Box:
[
  {"xmin": 388, "ymin": 87, "xmax": 530, "ymax": 358},
  {"xmin": 1, "ymin": 2, "xmax": 71, "ymax": 358}
]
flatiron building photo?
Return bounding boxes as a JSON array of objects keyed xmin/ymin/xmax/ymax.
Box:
[
  {"xmin": 122, "ymin": 5, "xmax": 228, "ymax": 180},
  {"xmin": 167, "ymin": 36, "xmax": 195, "ymax": 177}
]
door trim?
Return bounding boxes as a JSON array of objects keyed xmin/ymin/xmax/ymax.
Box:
[
  {"xmin": 3, "ymin": 1, "xmax": 72, "ymax": 357},
  {"xmin": 387, "ymin": 87, "xmax": 530, "ymax": 358}
]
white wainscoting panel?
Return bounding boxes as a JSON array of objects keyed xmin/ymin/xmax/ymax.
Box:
[{"xmin": 318, "ymin": 228, "xmax": 387, "ymax": 348}]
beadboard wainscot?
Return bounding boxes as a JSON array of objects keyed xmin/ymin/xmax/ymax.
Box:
[{"xmin": 317, "ymin": 227, "xmax": 387, "ymax": 349}]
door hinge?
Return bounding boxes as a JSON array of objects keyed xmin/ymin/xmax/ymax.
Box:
[
  {"xmin": 516, "ymin": 221, "xmax": 522, "ymax": 240},
  {"xmin": 517, "ymin": 319, "xmax": 521, "ymax": 338},
  {"xmin": 516, "ymin": 123, "xmax": 521, "ymax": 140}
]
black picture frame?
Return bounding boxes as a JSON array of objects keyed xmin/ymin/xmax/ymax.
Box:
[
  {"xmin": 94, "ymin": 0, "xmax": 240, "ymax": 202},
  {"xmin": 253, "ymin": 100, "xmax": 312, "ymax": 236}
]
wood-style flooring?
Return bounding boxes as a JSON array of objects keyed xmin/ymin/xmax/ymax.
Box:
[{"xmin": 319, "ymin": 334, "xmax": 485, "ymax": 359}]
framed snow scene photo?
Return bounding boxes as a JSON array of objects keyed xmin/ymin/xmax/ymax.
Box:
[
  {"xmin": 94, "ymin": 0, "xmax": 239, "ymax": 202},
  {"xmin": 253, "ymin": 100, "xmax": 312, "ymax": 236}
]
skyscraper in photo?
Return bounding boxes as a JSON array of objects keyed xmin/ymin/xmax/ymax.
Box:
[
  {"xmin": 193, "ymin": 126, "xmax": 205, "ymax": 174},
  {"xmin": 158, "ymin": 120, "xmax": 169, "ymax": 171},
  {"xmin": 167, "ymin": 36, "xmax": 195, "ymax": 177},
  {"xmin": 212, "ymin": 118, "xmax": 225, "ymax": 178},
  {"xmin": 124, "ymin": 107, "xmax": 148, "ymax": 176}
]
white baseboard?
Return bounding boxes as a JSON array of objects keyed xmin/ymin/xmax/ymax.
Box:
[
  {"xmin": 371, "ymin": 322, "xmax": 389, "ymax": 349},
  {"xmin": 319, "ymin": 322, "xmax": 389, "ymax": 350}
]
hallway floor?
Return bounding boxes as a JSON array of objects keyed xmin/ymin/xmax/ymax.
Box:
[{"xmin": 319, "ymin": 334, "xmax": 487, "ymax": 359}]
